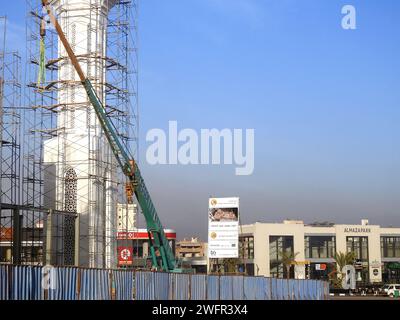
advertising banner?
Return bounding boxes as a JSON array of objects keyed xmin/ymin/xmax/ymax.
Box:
[
  {"xmin": 117, "ymin": 247, "xmax": 133, "ymax": 266},
  {"xmin": 208, "ymin": 197, "xmax": 239, "ymax": 258}
]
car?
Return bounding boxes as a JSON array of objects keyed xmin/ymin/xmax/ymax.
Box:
[
  {"xmin": 383, "ymin": 284, "xmax": 400, "ymax": 297},
  {"xmin": 381, "ymin": 284, "xmax": 391, "ymax": 294}
]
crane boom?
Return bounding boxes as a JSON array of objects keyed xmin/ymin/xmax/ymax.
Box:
[{"xmin": 42, "ymin": 0, "xmax": 178, "ymax": 271}]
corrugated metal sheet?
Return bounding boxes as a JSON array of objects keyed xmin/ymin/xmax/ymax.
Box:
[
  {"xmin": 265, "ymin": 278, "xmax": 272, "ymax": 300},
  {"xmin": 32, "ymin": 266, "xmax": 43, "ymax": 300},
  {"xmin": 255, "ymin": 277, "xmax": 267, "ymax": 300},
  {"xmin": 232, "ymin": 276, "xmax": 244, "ymax": 300},
  {"xmin": 12, "ymin": 266, "xmax": 43, "ymax": 300},
  {"xmin": 113, "ymin": 271, "xmax": 122, "ymax": 300},
  {"xmin": 0, "ymin": 265, "xmax": 9, "ymax": 300},
  {"xmin": 48, "ymin": 267, "xmax": 78, "ymax": 300},
  {"xmin": 63, "ymin": 268, "xmax": 74, "ymax": 300},
  {"xmin": 305, "ymin": 279, "xmax": 312, "ymax": 300},
  {"xmin": 66, "ymin": 268, "xmax": 77, "ymax": 300},
  {"xmin": 295, "ymin": 280, "xmax": 302, "ymax": 300},
  {"xmin": 207, "ymin": 275, "xmax": 219, "ymax": 300},
  {"xmin": 270, "ymin": 277, "xmax": 277, "ymax": 300},
  {"xmin": 320, "ymin": 281, "xmax": 324, "ymax": 300},
  {"xmin": 315, "ymin": 281, "xmax": 320, "ymax": 300},
  {"xmin": 313, "ymin": 280, "xmax": 319, "ymax": 300},
  {"xmin": 96, "ymin": 269, "xmax": 110, "ymax": 300},
  {"xmin": 299, "ymin": 280, "xmax": 306, "ymax": 300},
  {"xmin": 79, "ymin": 269, "xmax": 88, "ymax": 300},
  {"xmin": 191, "ymin": 274, "xmax": 207, "ymax": 300},
  {"xmin": 80, "ymin": 268, "xmax": 103, "ymax": 300},
  {"xmin": 282, "ymin": 279, "xmax": 289, "ymax": 300},
  {"xmin": 135, "ymin": 271, "xmax": 154, "ymax": 300},
  {"xmin": 288, "ymin": 279, "xmax": 295, "ymax": 300},
  {"xmin": 105, "ymin": 270, "xmax": 112, "ymax": 300},
  {"xmin": 169, "ymin": 273, "xmax": 190, "ymax": 300},
  {"xmin": 243, "ymin": 276, "xmax": 257, "ymax": 300},
  {"xmin": 276, "ymin": 279, "xmax": 284, "ymax": 300},
  {"xmin": 113, "ymin": 270, "xmax": 133, "ymax": 300},
  {"xmin": 297, "ymin": 280, "xmax": 303, "ymax": 300},
  {"xmin": 312, "ymin": 280, "xmax": 317, "ymax": 300},
  {"xmin": 11, "ymin": 266, "xmax": 21, "ymax": 299},
  {"xmin": 153, "ymin": 272, "xmax": 169, "ymax": 300},
  {"xmin": 219, "ymin": 276, "xmax": 233, "ymax": 300},
  {"xmin": 290, "ymin": 280, "xmax": 295, "ymax": 300}
]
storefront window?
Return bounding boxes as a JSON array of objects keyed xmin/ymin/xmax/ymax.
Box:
[
  {"xmin": 346, "ymin": 236, "xmax": 369, "ymax": 284},
  {"xmin": 304, "ymin": 236, "xmax": 336, "ymax": 259},
  {"xmin": 381, "ymin": 237, "xmax": 400, "ymax": 258},
  {"xmin": 382, "ymin": 262, "xmax": 400, "ymax": 283},
  {"xmin": 269, "ymin": 236, "xmax": 294, "ymax": 278}
]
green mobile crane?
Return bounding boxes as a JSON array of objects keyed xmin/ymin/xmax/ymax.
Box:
[{"xmin": 41, "ymin": 0, "xmax": 189, "ymax": 272}]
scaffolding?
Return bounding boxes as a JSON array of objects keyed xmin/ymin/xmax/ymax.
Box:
[
  {"xmin": 22, "ymin": 0, "xmax": 138, "ymax": 268},
  {"xmin": 0, "ymin": 16, "xmax": 23, "ymax": 264}
]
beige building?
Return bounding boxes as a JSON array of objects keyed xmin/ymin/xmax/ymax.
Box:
[
  {"xmin": 176, "ymin": 237, "xmax": 207, "ymax": 258},
  {"xmin": 240, "ymin": 219, "xmax": 400, "ymax": 284},
  {"xmin": 176, "ymin": 238, "xmax": 208, "ymax": 273}
]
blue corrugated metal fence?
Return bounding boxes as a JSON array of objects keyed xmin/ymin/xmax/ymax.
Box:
[
  {"xmin": 0, "ymin": 265, "xmax": 9, "ymax": 300},
  {"xmin": 1, "ymin": 265, "xmax": 329, "ymax": 300}
]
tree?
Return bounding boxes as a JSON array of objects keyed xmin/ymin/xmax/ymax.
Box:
[
  {"xmin": 223, "ymin": 258, "xmax": 239, "ymax": 274},
  {"xmin": 279, "ymin": 250, "xmax": 299, "ymax": 279},
  {"xmin": 334, "ymin": 251, "xmax": 355, "ymax": 270},
  {"xmin": 329, "ymin": 251, "xmax": 356, "ymax": 288}
]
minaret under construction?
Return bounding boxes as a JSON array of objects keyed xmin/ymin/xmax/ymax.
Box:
[{"xmin": 43, "ymin": 0, "xmax": 119, "ymax": 268}]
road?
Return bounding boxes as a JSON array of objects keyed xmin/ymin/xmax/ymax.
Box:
[{"xmin": 330, "ymin": 295, "xmax": 398, "ymax": 300}]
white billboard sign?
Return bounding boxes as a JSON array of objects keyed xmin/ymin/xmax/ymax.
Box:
[{"xmin": 208, "ymin": 197, "xmax": 239, "ymax": 258}]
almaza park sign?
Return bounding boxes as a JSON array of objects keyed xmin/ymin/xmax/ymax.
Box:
[{"xmin": 343, "ymin": 227, "xmax": 372, "ymax": 233}]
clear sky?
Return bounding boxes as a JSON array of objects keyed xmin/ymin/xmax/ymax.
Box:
[{"xmin": 3, "ymin": 0, "xmax": 400, "ymax": 240}]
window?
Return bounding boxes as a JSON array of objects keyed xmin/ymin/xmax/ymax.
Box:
[
  {"xmin": 381, "ymin": 237, "xmax": 400, "ymax": 258},
  {"xmin": 305, "ymin": 236, "xmax": 336, "ymax": 259},
  {"xmin": 239, "ymin": 236, "xmax": 254, "ymax": 259},
  {"xmin": 347, "ymin": 236, "xmax": 369, "ymax": 284},
  {"xmin": 269, "ymin": 236, "xmax": 294, "ymax": 278},
  {"xmin": 64, "ymin": 168, "xmax": 77, "ymax": 266},
  {"xmin": 346, "ymin": 236, "xmax": 368, "ymax": 261}
]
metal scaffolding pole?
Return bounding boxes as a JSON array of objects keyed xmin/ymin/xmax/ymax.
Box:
[{"xmin": 22, "ymin": 0, "xmax": 139, "ymax": 268}]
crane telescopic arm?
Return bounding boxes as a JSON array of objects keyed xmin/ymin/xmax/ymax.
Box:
[{"xmin": 41, "ymin": 0, "xmax": 178, "ymax": 271}]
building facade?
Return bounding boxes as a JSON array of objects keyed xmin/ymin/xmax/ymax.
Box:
[
  {"xmin": 176, "ymin": 237, "xmax": 207, "ymax": 258},
  {"xmin": 116, "ymin": 229, "xmax": 176, "ymax": 268},
  {"xmin": 240, "ymin": 219, "xmax": 400, "ymax": 284},
  {"xmin": 176, "ymin": 237, "xmax": 208, "ymax": 273}
]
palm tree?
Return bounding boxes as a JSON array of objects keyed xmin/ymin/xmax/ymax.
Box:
[
  {"xmin": 334, "ymin": 251, "xmax": 355, "ymax": 271},
  {"xmin": 279, "ymin": 250, "xmax": 299, "ymax": 279},
  {"xmin": 329, "ymin": 251, "xmax": 356, "ymax": 288}
]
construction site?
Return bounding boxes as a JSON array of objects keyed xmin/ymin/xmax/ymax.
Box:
[
  {"xmin": 0, "ymin": 0, "xmax": 330, "ymax": 301},
  {"xmin": 0, "ymin": 0, "xmax": 139, "ymax": 269}
]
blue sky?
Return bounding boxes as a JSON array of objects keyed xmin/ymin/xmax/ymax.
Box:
[{"xmin": 2, "ymin": 1, "xmax": 400, "ymax": 239}]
